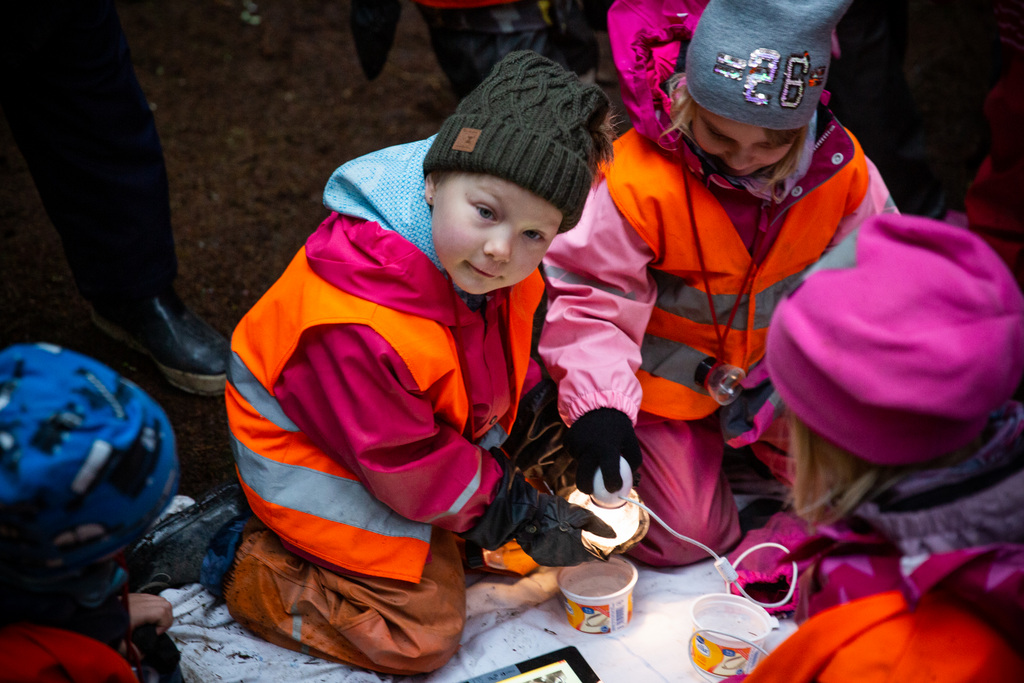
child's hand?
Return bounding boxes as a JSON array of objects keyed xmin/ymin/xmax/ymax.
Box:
[
  {"xmin": 565, "ymin": 408, "xmax": 642, "ymax": 495},
  {"xmin": 460, "ymin": 449, "xmax": 615, "ymax": 566},
  {"xmin": 124, "ymin": 593, "xmax": 183, "ymax": 676},
  {"xmin": 126, "ymin": 592, "xmax": 174, "ymax": 635},
  {"xmin": 513, "ymin": 492, "xmax": 617, "ymax": 566}
]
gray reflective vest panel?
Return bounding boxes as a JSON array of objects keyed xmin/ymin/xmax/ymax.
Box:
[
  {"xmin": 640, "ymin": 262, "xmax": 822, "ymax": 391},
  {"xmin": 227, "ymin": 352, "xmax": 432, "ymax": 542}
]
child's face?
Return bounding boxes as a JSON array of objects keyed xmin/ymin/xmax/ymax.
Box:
[
  {"xmin": 426, "ymin": 172, "xmax": 562, "ymax": 295},
  {"xmin": 691, "ymin": 105, "xmax": 796, "ymax": 177}
]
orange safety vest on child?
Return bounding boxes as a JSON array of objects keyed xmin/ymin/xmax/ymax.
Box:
[
  {"xmin": 0, "ymin": 623, "xmax": 137, "ymax": 683},
  {"xmin": 227, "ymin": 247, "xmax": 542, "ymax": 583},
  {"xmin": 604, "ymin": 128, "xmax": 869, "ymax": 420},
  {"xmin": 740, "ymin": 590, "xmax": 1024, "ymax": 682}
]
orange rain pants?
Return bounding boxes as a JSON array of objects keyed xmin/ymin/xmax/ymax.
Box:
[{"xmin": 223, "ymin": 518, "xmax": 466, "ymax": 675}]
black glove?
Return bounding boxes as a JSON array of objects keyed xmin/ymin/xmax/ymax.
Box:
[
  {"xmin": 132, "ymin": 623, "xmax": 181, "ymax": 675},
  {"xmin": 564, "ymin": 408, "xmax": 642, "ymax": 495},
  {"xmin": 460, "ymin": 449, "xmax": 615, "ymax": 566}
]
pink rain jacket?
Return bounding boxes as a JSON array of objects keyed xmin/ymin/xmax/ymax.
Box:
[
  {"xmin": 792, "ymin": 402, "xmax": 1024, "ymax": 646},
  {"xmin": 270, "ymin": 213, "xmax": 519, "ymax": 539},
  {"xmin": 538, "ymin": 122, "xmax": 893, "ymax": 430}
]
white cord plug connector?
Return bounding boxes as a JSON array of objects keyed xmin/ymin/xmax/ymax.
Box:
[
  {"xmin": 713, "ymin": 556, "xmax": 739, "ymax": 584},
  {"xmin": 622, "ymin": 497, "xmax": 798, "ymax": 610}
]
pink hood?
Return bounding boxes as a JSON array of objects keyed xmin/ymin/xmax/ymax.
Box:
[{"xmin": 305, "ymin": 212, "xmax": 484, "ymax": 326}]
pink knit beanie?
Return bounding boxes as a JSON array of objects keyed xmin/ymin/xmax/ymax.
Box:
[{"xmin": 766, "ymin": 214, "xmax": 1024, "ymax": 465}]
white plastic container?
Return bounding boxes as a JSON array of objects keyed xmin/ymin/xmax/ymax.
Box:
[
  {"xmin": 557, "ymin": 556, "xmax": 638, "ymax": 634},
  {"xmin": 689, "ymin": 593, "xmax": 777, "ymax": 677}
]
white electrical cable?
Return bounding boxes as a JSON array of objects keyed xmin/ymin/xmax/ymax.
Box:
[
  {"xmin": 732, "ymin": 541, "xmax": 798, "ymax": 608},
  {"xmin": 620, "ymin": 496, "xmax": 798, "ymax": 610}
]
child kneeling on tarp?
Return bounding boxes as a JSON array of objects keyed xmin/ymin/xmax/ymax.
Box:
[{"xmin": 223, "ymin": 50, "xmax": 618, "ymax": 675}]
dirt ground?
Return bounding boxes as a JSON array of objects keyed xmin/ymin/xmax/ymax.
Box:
[{"xmin": 0, "ymin": 0, "xmax": 998, "ymax": 498}]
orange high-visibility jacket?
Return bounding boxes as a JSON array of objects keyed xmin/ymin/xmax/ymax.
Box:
[
  {"xmin": 741, "ymin": 590, "xmax": 1024, "ymax": 682},
  {"xmin": 226, "ymin": 247, "xmax": 543, "ymax": 583},
  {"xmin": 605, "ymin": 128, "xmax": 869, "ymax": 420}
]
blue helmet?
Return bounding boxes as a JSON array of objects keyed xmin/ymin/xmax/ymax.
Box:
[{"xmin": 0, "ymin": 343, "xmax": 180, "ymax": 581}]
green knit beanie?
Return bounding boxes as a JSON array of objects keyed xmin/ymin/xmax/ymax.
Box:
[{"xmin": 423, "ymin": 50, "xmax": 610, "ymax": 231}]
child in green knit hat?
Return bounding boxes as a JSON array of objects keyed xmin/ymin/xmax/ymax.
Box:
[{"xmin": 222, "ymin": 50, "xmax": 616, "ymax": 674}]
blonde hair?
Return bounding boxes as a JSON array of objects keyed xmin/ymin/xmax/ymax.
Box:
[
  {"xmin": 664, "ymin": 78, "xmax": 807, "ymax": 193},
  {"xmin": 788, "ymin": 414, "xmax": 979, "ymax": 526},
  {"xmin": 584, "ymin": 109, "xmax": 617, "ymax": 182}
]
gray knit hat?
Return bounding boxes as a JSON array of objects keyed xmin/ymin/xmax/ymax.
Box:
[
  {"xmin": 423, "ymin": 50, "xmax": 610, "ymax": 231},
  {"xmin": 685, "ymin": 0, "xmax": 853, "ymax": 130}
]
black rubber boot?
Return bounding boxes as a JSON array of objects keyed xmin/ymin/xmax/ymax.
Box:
[
  {"xmin": 126, "ymin": 481, "xmax": 250, "ymax": 594},
  {"xmin": 91, "ymin": 287, "xmax": 230, "ymax": 396}
]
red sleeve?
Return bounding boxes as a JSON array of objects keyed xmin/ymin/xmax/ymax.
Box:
[{"xmin": 0, "ymin": 623, "xmax": 137, "ymax": 683}]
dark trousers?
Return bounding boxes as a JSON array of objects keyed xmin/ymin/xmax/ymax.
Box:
[
  {"xmin": 416, "ymin": 0, "xmax": 599, "ymax": 99},
  {"xmin": 1, "ymin": 0, "xmax": 177, "ymax": 305},
  {"xmin": 827, "ymin": 0, "xmax": 947, "ymax": 218}
]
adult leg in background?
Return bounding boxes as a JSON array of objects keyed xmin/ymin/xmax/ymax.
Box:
[
  {"xmin": 0, "ymin": 1, "xmax": 229, "ymax": 395},
  {"xmin": 827, "ymin": 0, "xmax": 947, "ymax": 219},
  {"xmin": 414, "ymin": 0, "xmax": 598, "ymax": 99}
]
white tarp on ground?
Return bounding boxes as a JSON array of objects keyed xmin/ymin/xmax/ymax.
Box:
[{"xmin": 163, "ymin": 556, "xmax": 797, "ymax": 683}]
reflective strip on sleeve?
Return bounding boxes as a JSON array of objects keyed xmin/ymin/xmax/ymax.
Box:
[
  {"xmin": 544, "ymin": 265, "xmax": 638, "ymax": 300},
  {"xmin": 423, "ymin": 445, "xmax": 484, "ymax": 524},
  {"xmin": 639, "ymin": 334, "xmax": 709, "ymax": 393}
]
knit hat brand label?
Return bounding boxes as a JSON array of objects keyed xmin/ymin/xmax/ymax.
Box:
[
  {"xmin": 452, "ymin": 128, "xmax": 481, "ymax": 152},
  {"xmin": 422, "ymin": 50, "xmax": 611, "ymax": 231}
]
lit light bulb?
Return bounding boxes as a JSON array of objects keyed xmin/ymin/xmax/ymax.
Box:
[
  {"xmin": 569, "ymin": 456, "xmax": 650, "ymax": 555},
  {"xmin": 590, "ymin": 456, "xmax": 633, "ymax": 509}
]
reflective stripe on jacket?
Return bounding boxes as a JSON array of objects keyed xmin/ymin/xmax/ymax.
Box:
[
  {"xmin": 227, "ymin": 247, "xmax": 543, "ymax": 583},
  {"xmin": 604, "ymin": 128, "xmax": 869, "ymax": 420}
]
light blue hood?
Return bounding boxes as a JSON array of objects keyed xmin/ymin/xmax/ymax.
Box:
[{"xmin": 322, "ymin": 136, "xmax": 442, "ymax": 271}]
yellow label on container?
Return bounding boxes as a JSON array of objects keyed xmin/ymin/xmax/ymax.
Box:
[
  {"xmin": 561, "ymin": 595, "xmax": 633, "ymax": 633},
  {"xmin": 691, "ymin": 634, "xmax": 752, "ymax": 676}
]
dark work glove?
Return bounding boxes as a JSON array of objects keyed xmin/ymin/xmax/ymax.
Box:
[
  {"xmin": 460, "ymin": 449, "xmax": 615, "ymax": 566},
  {"xmin": 350, "ymin": 0, "xmax": 402, "ymax": 80},
  {"xmin": 564, "ymin": 408, "xmax": 642, "ymax": 495},
  {"xmin": 132, "ymin": 623, "xmax": 181, "ymax": 675}
]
